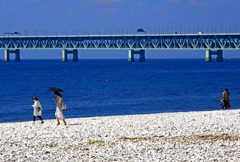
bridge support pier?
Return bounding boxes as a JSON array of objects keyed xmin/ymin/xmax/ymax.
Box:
[
  {"xmin": 4, "ymin": 49, "xmax": 10, "ymax": 62},
  {"xmin": 62, "ymin": 49, "xmax": 78, "ymax": 62},
  {"xmin": 205, "ymin": 50, "xmax": 223, "ymax": 62},
  {"xmin": 62, "ymin": 49, "xmax": 68, "ymax": 62},
  {"xmin": 4, "ymin": 49, "xmax": 20, "ymax": 62},
  {"xmin": 128, "ymin": 49, "xmax": 145, "ymax": 62}
]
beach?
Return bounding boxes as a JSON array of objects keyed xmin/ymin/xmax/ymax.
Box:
[{"xmin": 0, "ymin": 109, "xmax": 240, "ymax": 161}]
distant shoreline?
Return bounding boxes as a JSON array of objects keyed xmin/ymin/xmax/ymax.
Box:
[{"xmin": 1, "ymin": 108, "xmax": 238, "ymax": 124}]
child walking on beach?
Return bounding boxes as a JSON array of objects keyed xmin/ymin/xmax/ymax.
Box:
[{"xmin": 30, "ymin": 96, "xmax": 44, "ymax": 124}]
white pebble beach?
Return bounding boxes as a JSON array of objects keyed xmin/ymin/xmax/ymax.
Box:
[{"xmin": 0, "ymin": 109, "xmax": 240, "ymax": 161}]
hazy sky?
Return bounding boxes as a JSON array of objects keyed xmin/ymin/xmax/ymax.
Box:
[{"xmin": 0, "ymin": 0, "xmax": 240, "ymax": 59}]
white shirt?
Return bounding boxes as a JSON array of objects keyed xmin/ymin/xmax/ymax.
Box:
[{"xmin": 32, "ymin": 100, "xmax": 42, "ymax": 116}]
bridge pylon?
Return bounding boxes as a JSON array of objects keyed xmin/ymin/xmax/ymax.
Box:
[
  {"xmin": 4, "ymin": 49, "xmax": 20, "ymax": 62},
  {"xmin": 205, "ymin": 50, "xmax": 223, "ymax": 62},
  {"xmin": 128, "ymin": 49, "xmax": 145, "ymax": 62},
  {"xmin": 62, "ymin": 49, "xmax": 78, "ymax": 62}
]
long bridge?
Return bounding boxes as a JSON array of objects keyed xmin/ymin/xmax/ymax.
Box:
[{"xmin": 0, "ymin": 33, "xmax": 240, "ymax": 62}]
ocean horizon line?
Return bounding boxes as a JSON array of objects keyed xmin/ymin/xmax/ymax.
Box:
[{"xmin": 1, "ymin": 58, "xmax": 239, "ymax": 61}]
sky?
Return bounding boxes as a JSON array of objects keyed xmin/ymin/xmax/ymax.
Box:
[{"xmin": 0, "ymin": 0, "xmax": 240, "ymax": 59}]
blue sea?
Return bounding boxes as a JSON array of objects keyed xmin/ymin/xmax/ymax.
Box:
[{"xmin": 0, "ymin": 58, "xmax": 239, "ymax": 123}]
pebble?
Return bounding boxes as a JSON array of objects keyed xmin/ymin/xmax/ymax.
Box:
[{"xmin": 0, "ymin": 109, "xmax": 240, "ymax": 161}]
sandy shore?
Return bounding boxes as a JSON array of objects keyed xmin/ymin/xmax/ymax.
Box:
[{"xmin": 0, "ymin": 109, "xmax": 240, "ymax": 161}]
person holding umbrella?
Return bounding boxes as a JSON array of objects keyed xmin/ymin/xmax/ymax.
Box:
[{"xmin": 53, "ymin": 91, "xmax": 67, "ymax": 126}]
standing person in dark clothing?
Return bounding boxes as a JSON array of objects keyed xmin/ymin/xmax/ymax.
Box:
[{"xmin": 221, "ymin": 89, "xmax": 231, "ymax": 110}]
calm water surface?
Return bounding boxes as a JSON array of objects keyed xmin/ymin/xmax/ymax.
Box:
[{"xmin": 0, "ymin": 59, "xmax": 239, "ymax": 123}]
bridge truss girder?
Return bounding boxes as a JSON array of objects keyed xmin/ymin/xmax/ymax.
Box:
[{"xmin": 0, "ymin": 34, "xmax": 240, "ymax": 50}]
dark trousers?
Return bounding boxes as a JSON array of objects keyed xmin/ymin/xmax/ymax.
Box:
[
  {"xmin": 222, "ymin": 100, "xmax": 228, "ymax": 110},
  {"xmin": 33, "ymin": 116, "xmax": 43, "ymax": 121}
]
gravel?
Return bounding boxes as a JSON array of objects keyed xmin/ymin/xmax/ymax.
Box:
[{"xmin": 0, "ymin": 109, "xmax": 240, "ymax": 161}]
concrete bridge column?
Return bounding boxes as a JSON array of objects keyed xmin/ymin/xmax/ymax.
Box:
[
  {"xmin": 128, "ymin": 49, "xmax": 134, "ymax": 62},
  {"xmin": 4, "ymin": 49, "xmax": 10, "ymax": 62},
  {"xmin": 216, "ymin": 50, "xmax": 223, "ymax": 62},
  {"xmin": 5, "ymin": 49, "xmax": 20, "ymax": 62},
  {"xmin": 205, "ymin": 50, "xmax": 223, "ymax": 62},
  {"xmin": 15, "ymin": 49, "xmax": 20, "ymax": 62},
  {"xmin": 62, "ymin": 49, "xmax": 68, "ymax": 62},
  {"xmin": 72, "ymin": 49, "xmax": 79, "ymax": 62},
  {"xmin": 205, "ymin": 50, "xmax": 212, "ymax": 62},
  {"xmin": 139, "ymin": 50, "xmax": 145, "ymax": 62},
  {"xmin": 128, "ymin": 49, "xmax": 146, "ymax": 62},
  {"xmin": 62, "ymin": 49, "xmax": 78, "ymax": 62}
]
